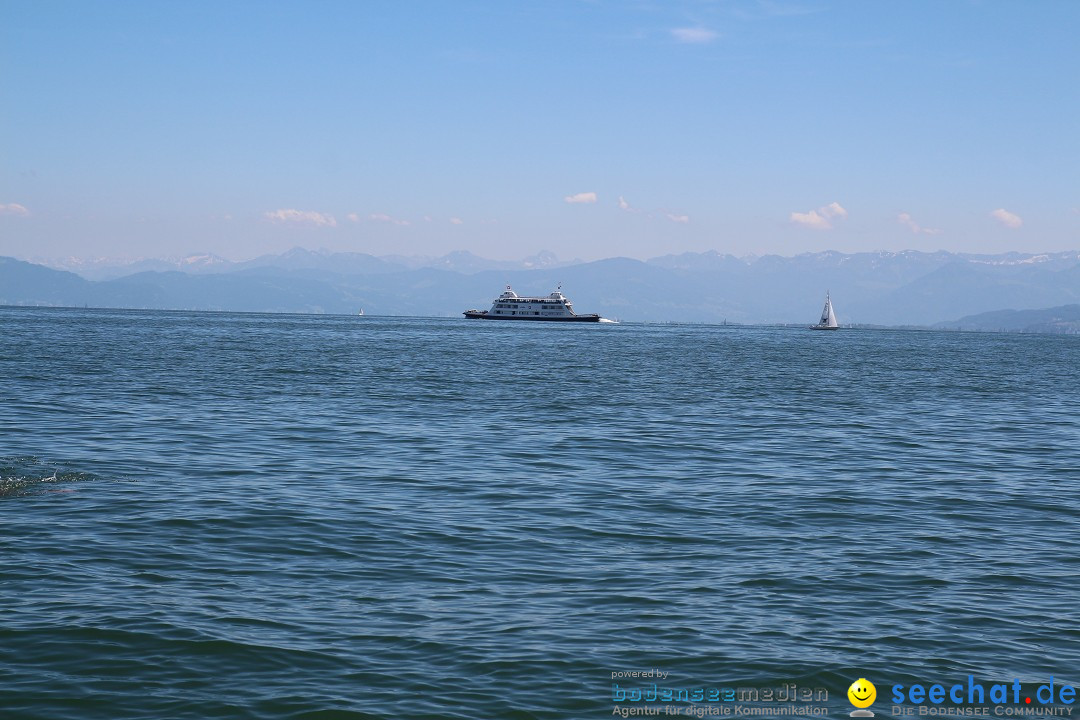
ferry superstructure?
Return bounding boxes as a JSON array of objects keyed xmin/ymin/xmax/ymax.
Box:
[{"xmin": 463, "ymin": 286, "xmax": 601, "ymax": 322}]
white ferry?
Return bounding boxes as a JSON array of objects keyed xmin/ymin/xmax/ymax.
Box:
[{"xmin": 464, "ymin": 285, "xmax": 602, "ymax": 322}]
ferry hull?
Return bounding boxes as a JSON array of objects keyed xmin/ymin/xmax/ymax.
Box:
[{"xmin": 464, "ymin": 311, "xmax": 601, "ymax": 322}]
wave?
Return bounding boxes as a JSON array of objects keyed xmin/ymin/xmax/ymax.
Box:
[{"xmin": 0, "ymin": 457, "xmax": 97, "ymax": 498}]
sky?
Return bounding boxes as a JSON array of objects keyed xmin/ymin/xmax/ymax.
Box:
[{"xmin": 2, "ymin": 0, "xmax": 1079, "ymax": 262}]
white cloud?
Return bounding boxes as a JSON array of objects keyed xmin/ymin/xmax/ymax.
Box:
[
  {"xmin": 671, "ymin": 27, "xmax": 718, "ymax": 44},
  {"xmin": 564, "ymin": 191, "xmax": 598, "ymax": 204},
  {"xmin": 450, "ymin": 217, "xmax": 464, "ymax": 225},
  {"xmin": 821, "ymin": 202, "xmax": 847, "ymax": 219},
  {"xmin": 264, "ymin": 208, "xmax": 337, "ymax": 227},
  {"xmin": 990, "ymin": 208, "xmax": 1023, "ymax": 229},
  {"xmin": 898, "ymin": 212, "xmax": 942, "ymax": 235},
  {"xmin": 791, "ymin": 202, "xmax": 847, "ymax": 230},
  {"xmin": 618, "ymin": 196, "xmax": 686, "ymax": 221},
  {"xmin": 346, "ymin": 211, "xmax": 409, "ymax": 226},
  {"xmin": 617, "ymin": 195, "xmax": 641, "ymax": 213},
  {"xmin": 368, "ymin": 212, "xmax": 410, "ymax": 226},
  {"xmin": 0, "ymin": 202, "xmax": 29, "ymax": 216},
  {"xmin": 790, "ymin": 210, "xmax": 831, "ymax": 229}
]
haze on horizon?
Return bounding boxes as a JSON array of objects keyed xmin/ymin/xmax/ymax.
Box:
[{"xmin": 2, "ymin": 1, "xmax": 1078, "ymax": 264}]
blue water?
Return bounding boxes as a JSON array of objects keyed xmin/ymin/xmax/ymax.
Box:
[{"xmin": 2, "ymin": 307, "xmax": 1078, "ymax": 719}]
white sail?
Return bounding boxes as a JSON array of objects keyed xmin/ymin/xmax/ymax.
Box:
[{"xmin": 814, "ymin": 292, "xmax": 838, "ymax": 329}]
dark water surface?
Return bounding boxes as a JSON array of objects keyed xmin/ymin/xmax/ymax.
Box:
[{"xmin": 2, "ymin": 307, "xmax": 1078, "ymax": 719}]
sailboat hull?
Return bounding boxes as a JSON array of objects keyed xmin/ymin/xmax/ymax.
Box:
[{"xmin": 809, "ymin": 325, "xmax": 839, "ymax": 330}]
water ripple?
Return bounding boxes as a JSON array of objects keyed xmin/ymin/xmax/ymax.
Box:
[{"xmin": 1, "ymin": 308, "xmax": 1078, "ymax": 719}]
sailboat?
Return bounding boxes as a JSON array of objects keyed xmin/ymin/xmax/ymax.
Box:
[{"xmin": 810, "ymin": 292, "xmax": 839, "ymax": 330}]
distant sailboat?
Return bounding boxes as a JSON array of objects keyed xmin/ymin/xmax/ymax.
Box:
[
  {"xmin": 357, "ymin": 308, "xmax": 365, "ymax": 316},
  {"xmin": 810, "ymin": 292, "xmax": 839, "ymax": 330}
]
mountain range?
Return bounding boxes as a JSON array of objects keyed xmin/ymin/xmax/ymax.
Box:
[
  {"xmin": 934, "ymin": 304, "xmax": 1080, "ymax": 334},
  {"xmin": 4, "ymin": 248, "xmax": 1080, "ymax": 327},
  {"xmin": 30, "ymin": 247, "xmax": 577, "ymax": 281}
]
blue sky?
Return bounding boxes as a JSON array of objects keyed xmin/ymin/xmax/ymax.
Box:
[{"xmin": 2, "ymin": 1, "xmax": 1078, "ymax": 261}]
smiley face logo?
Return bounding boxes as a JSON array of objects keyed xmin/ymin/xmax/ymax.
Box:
[{"xmin": 848, "ymin": 678, "xmax": 877, "ymax": 710}]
